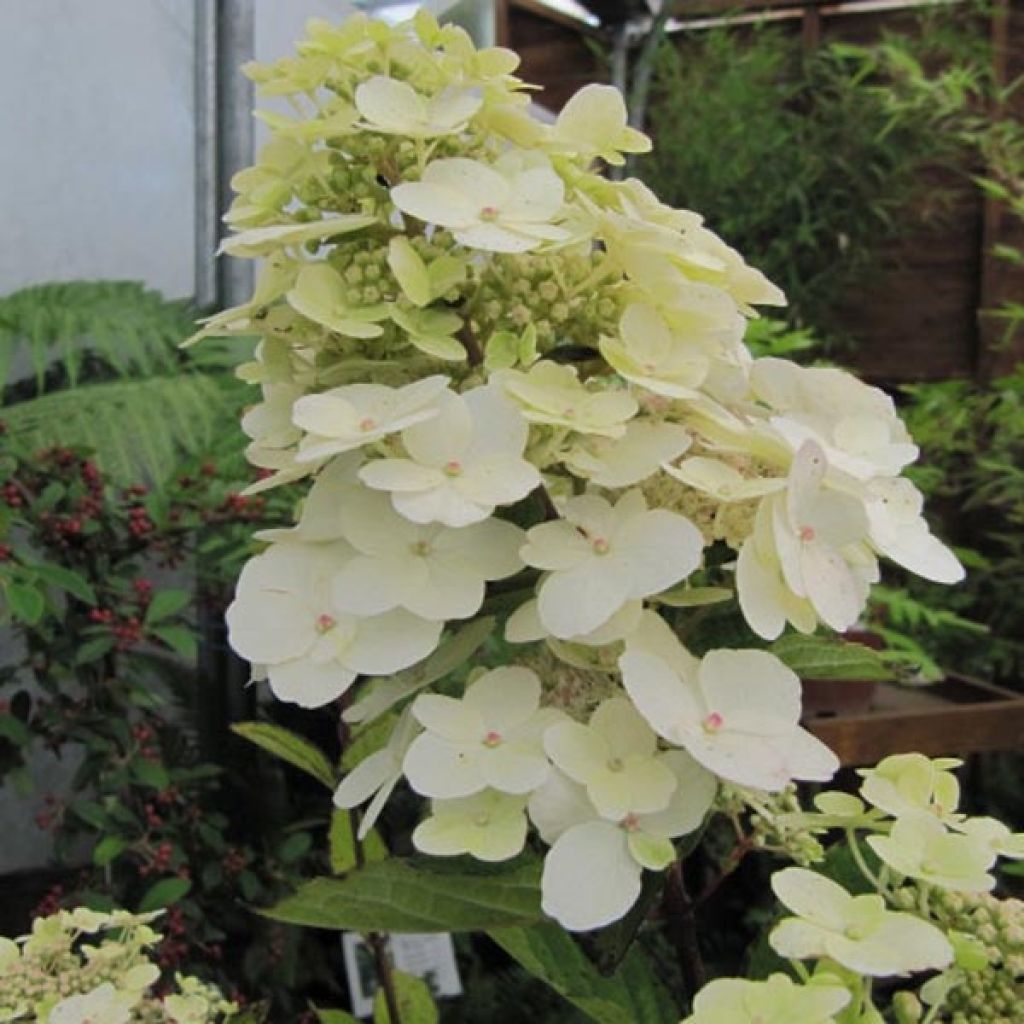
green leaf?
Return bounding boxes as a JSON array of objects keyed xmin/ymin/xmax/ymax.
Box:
[
  {"xmin": 144, "ymin": 588, "xmax": 191, "ymax": 624},
  {"xmin": 314, "ymin": 1009, "xmax": 359, "ymax": 1024},
  {"xmin": 6, "ymin": 582, "xmax": 45, "ymax": 625},
  {"xmin": 75, "ymin": 636, "xmax": 115, "ymax": 665},
  {"xmin": 29, "ymin": 562, "xmax": 96, "ymax": 604},
  {"xmin": 71, "ymin": 800, "xmax": 111, "ymax": 830},
  {"xmin": 374, "ymin": 970, "xmax": 438, "ymax": 1024},
  {"xmin": 263, "ymin": 857, "xmax": 542, "ymax": 932},
  {"xmin": 92, "ymin": 835, "xmax": 127, "ymax": 867},
  {"xmin": 489, "ymin": 923, "xmax": 677, "ymax": 1024},
  {"xmin": 133, "ymin": 759, "xmax": 171, "ymax": 789},
  {"xmin": 345, "ymin": 617, "xmax": 495, "ymax": 725},
  {"xmin": 150, "ymin": 625, "xmax": 198, "ymax": 660},
  {"xmin": 232, "ymin": 721, "xmax": 336, "ymax": 790},
  {"xmin": 770, "ymin": 634, "xmax": 894, "ymax": 681},
  {"xmin": 0, "ymin": 713, "xmax": 31, "ymax": 746},
  {"xmin": 138, "ymin": 876, "xmax": 192, "ymax": 912},
  {"xmin": 278, "ymin": 831, "xmax": 314, "ymax": 864},
  {"xmin": 329, "ymin": 807, "xmax": 388, "ymax": 874}
]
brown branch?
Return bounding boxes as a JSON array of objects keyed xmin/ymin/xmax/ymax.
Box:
[
  {"xmin": 693, "ymin": 835, "xmax": 755, "ymax": 908},
  {"xmin": 457, "ymin": 322, "xmax": 483, "ymax": 366},
  {"xmin": 367, "ymin": 931, "xmax": 403, "ymax": 1024},
  {"xmin": 663, "ymin": 860, "xmax": 706, "ymax": 997}
]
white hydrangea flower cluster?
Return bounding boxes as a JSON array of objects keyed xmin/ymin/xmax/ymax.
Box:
[
  {"xmin": 0, "ymin": 908, "xmax": 237, "ymax": 1023},
  {"xmin": 209, "ymin": 11, "xmax": 964, "ymax": 933}
]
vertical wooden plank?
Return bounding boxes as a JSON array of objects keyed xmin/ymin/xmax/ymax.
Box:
[
  {"xmin": 802, "ymin": 4, "xmax": 822, "ymax": 49},
  {"xmin": 977, "ymin": 0, "xmax": 1024, "ymax": 379},
  {"xmin": 495, "ymin": 0, "xmax": 511, "ymax": 48}
]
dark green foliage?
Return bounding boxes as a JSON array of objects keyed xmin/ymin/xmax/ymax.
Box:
[{"xmin": 639, "ymin": 16, "xmax": 986, "ymax": 341}]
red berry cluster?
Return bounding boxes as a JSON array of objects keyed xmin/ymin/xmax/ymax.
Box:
[
  {"xmin": 156, "ymin": 904, "xmax": 189, "ymax": 969},
  {"xmin": 132, "ymin": 722, "xmax": 160, "ymax": 760},
  {"xmin": 0, "ymin": 543, "xmax": 11, "ymax": 561},
  {"xmin": 127, "ymin": 504, "xmax": 154, "ymax": 538},
  {"xmin": 2, "ymin": 482, "xmax": 23, "ymax": 507},
  {"xmin": 140, "ymin": 839, "xmax": 174, "ymax": 878},
  {"xmin": 32, "ymin": 883, "xmax": 64, "ymax": 919},
  {"xmin": 222, "ymin": 846, "xmax": 248, "ymax": 877},
  {"xmin": 112, "ymin": 615, "xmax": 143, "ymax": 650}
]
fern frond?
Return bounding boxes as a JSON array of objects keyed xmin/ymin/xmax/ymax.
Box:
[
  {"xmin": 0, "ymin": 281, "xmax": 195, "ymax": 395},
  {"xmin": 1, "ymin": 375, "xmax": 227, "ymax": 485}
]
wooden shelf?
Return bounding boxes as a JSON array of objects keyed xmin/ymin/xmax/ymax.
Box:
[{"xmin": 804, "ymin": 676, "xmax": 1024, "ymax": 767}]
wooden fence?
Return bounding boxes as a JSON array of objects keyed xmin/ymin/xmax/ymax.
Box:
[{"xmin": 498, "ymin": 0, "xmax": 1024, "ymax": 383}]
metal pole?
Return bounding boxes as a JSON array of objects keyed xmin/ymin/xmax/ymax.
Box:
[{"xmin": 193, "ymin": 0, "xmax": 254, "ymax": 310}]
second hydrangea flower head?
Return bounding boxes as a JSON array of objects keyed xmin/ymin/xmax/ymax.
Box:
[{"xmin": 214, "ymin": 10, "xmax": 964, "ymax": 933}]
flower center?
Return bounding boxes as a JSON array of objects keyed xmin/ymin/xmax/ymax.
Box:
[
  {"xmin": 358, "ymin": 417, "xmax": 377, "ymax": 432},
  {"xmin": 607, "ymin": 757, "xmax": 624, "ymax": 773},
  {"xmin": 474, "ymin": 812, "xmax": 491, "ymax": 826},
  {"xmin": 480, "ymin": 206, "xmax": 500, "ymax": 221},
  {"xmin": 411, "ymin": 539, "xmax": 432, "ymax": 556},
  {"xmin": 483, "ymin": 730, "xmax": 503, "ymax": 748},
  {"xmin": 592, "ymin": 537, "xmax": 610, "ymax": 555},
  {"xmin": 443, "ymin": 459, "xmax": 463, "ymax": 477},
  {"xmin": 799, "ymin": 525, "xmax": 816, "ymax": 542},
  {"xmin": 621, "ymin": 813, "xmax": 641, "ymax": 832},
  {"xmin": 844, "ymin": 923, "xmax": 870, "ymax": 941},
  {"xmin": 702, "ymin": 711, "xmax": 724, "ymax": 734},
  {"xmin": 315, "ymin": 613, "xmax": 336, "ymax": 633}
]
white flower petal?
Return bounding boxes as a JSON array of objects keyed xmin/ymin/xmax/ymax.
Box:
[{"xmin": 541, "ymin": 821, "xmax": 642, "ymax": 931}]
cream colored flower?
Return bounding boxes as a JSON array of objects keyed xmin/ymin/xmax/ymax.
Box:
[
  {"xmin": 521, "ymin": 489, "xmax": 703, "ymax": 639},
  {"xmin": 413, "ymin": 790, "xmax": 529, "ymax": 862},
  {"xmin": 548, "ymin": 84, "xmax": 651, "ymax": 166},
  {"xmin": 770, "ymin": 868, "xmax": 952, "ymax": 976},
  {"xmin": 354, "ymin": 75, "xmax": 481, "ymax": 137},
  {"xmin": 391, "ymin": 155, "xmax": 570, "ymax": 253}
]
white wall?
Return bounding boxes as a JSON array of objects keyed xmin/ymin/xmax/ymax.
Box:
[{"xmin": 0, "ymin": 0, "xmax": 197, "ymax": 299}]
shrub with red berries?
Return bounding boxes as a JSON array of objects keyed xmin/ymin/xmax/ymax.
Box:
[{"xmin": 0, "ymin": 440, "xmax": 323, "ymax": 1015}]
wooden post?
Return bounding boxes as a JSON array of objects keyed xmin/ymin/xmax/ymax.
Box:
[{"xmin": 977, "ymin": 0, "xmax": 1024, "ymax": 379}]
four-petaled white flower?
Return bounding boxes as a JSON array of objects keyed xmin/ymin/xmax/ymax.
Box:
[
  {"xmin": 354, "ymin": 75, "xmax": 481, "ymax": 137},
  {"xmin": 499, "ymin": 361, "xmax": 637, "ymax": 437},
  {"xmin": 544, "ymin": 697, "xmax": 677, "ymax": 820},
  {"xmin": 292, "ymin": 375, "xmax": 449, "ymax": 463},
  {"xmin": 403, "ymin": 666, "xmax": 564, "ymax": 798},
  {"xmin": 413, "ymin": 789, "xmax": 529, "ymax": 862},
  {"xmin": 333, "ymin": 708, "xmax": 420, "ymax": 839},
  {"xmin": 359, "ymin": 385, "xmax": 540, "ymax": 527},
  {"xmin": 48, "ymin": 983, "xmax": 135, "ymax": 1024},
  {"xmin": 521, "ymin": 489, "xmax": 703, "ymax": 639},
  {"xmin": 531, "ymin": 751, "xmax": 716, "ymax": 931},
  {"xmin": 331, "ymin": 483, "xmax": 523, "ymax": 620},
  {"xmin": 547, "ymin": 83, "xmax": 652, "ymax": 166},
  {"xmin": 620, "ymin": 644, "xmax": 838, "ymax": 791},
  {"xmin": 751, "ymin": 358, "xmax": 919, "ymax": 480},
  {"xmin": 736, "ymin": 441, "xmax": 875, "ymax": 639},
  {"xmin": 391, "ymin": 155, "xmax": 570, "ymax": 253},
  {"xmin": 858, "ymin": 753, "xmax": 963, "ymax": 822},
  {"xmin": 865, "ymin": 814, "xmax": 997, "ymax": 892},
  {"xmin": 864, "ymin": 477, "xmax": 964, "ymax": 584},
  {"xmin": 769, "ymin": 867, "xmax": 953, "ymax": 976},
  {"xmin": 681, "ymin": 973, "xmax": 851, "ymax": 1024},
  {"xmin": 564, "ymin": 419, "xmax": 692, "ymax": 488},
  {"xmin": 599, "ymin": 303, "xmax": 710, "ymax": 399},
  {"xmin": 226, "ymin": 541, "xmax": 441, "ymax": 708}
]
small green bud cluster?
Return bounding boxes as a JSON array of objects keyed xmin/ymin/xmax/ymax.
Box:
[
  {"xmin": 469, "ymin": 249, "xmax": 621, "ymax": 354},
  {"xmin": 642, "ymin": 472, "xmax": 759, "ymax": 549},
  {"xmin": 327, "ymin": 235, "xmax": 398, "ymax": 307},
  {"xmin": 929, "ymin": 890, "xmax": 1024, "ymax": 1023},
  {"xmin": 746, "ymin": 785, "xmax": 825, "ymax": 866}
]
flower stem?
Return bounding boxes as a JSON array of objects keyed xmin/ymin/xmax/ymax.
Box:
[
  {"xmin": 367, "ymin": 931, "xmax": 403, "ymax": 1024},
  {"xmin": 663, "ymin": 860, "xmax": 707, "ymax": 997},
  {"xmin": 846, "ymin": 828, "xmax": 882, "ymax": 890}
]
